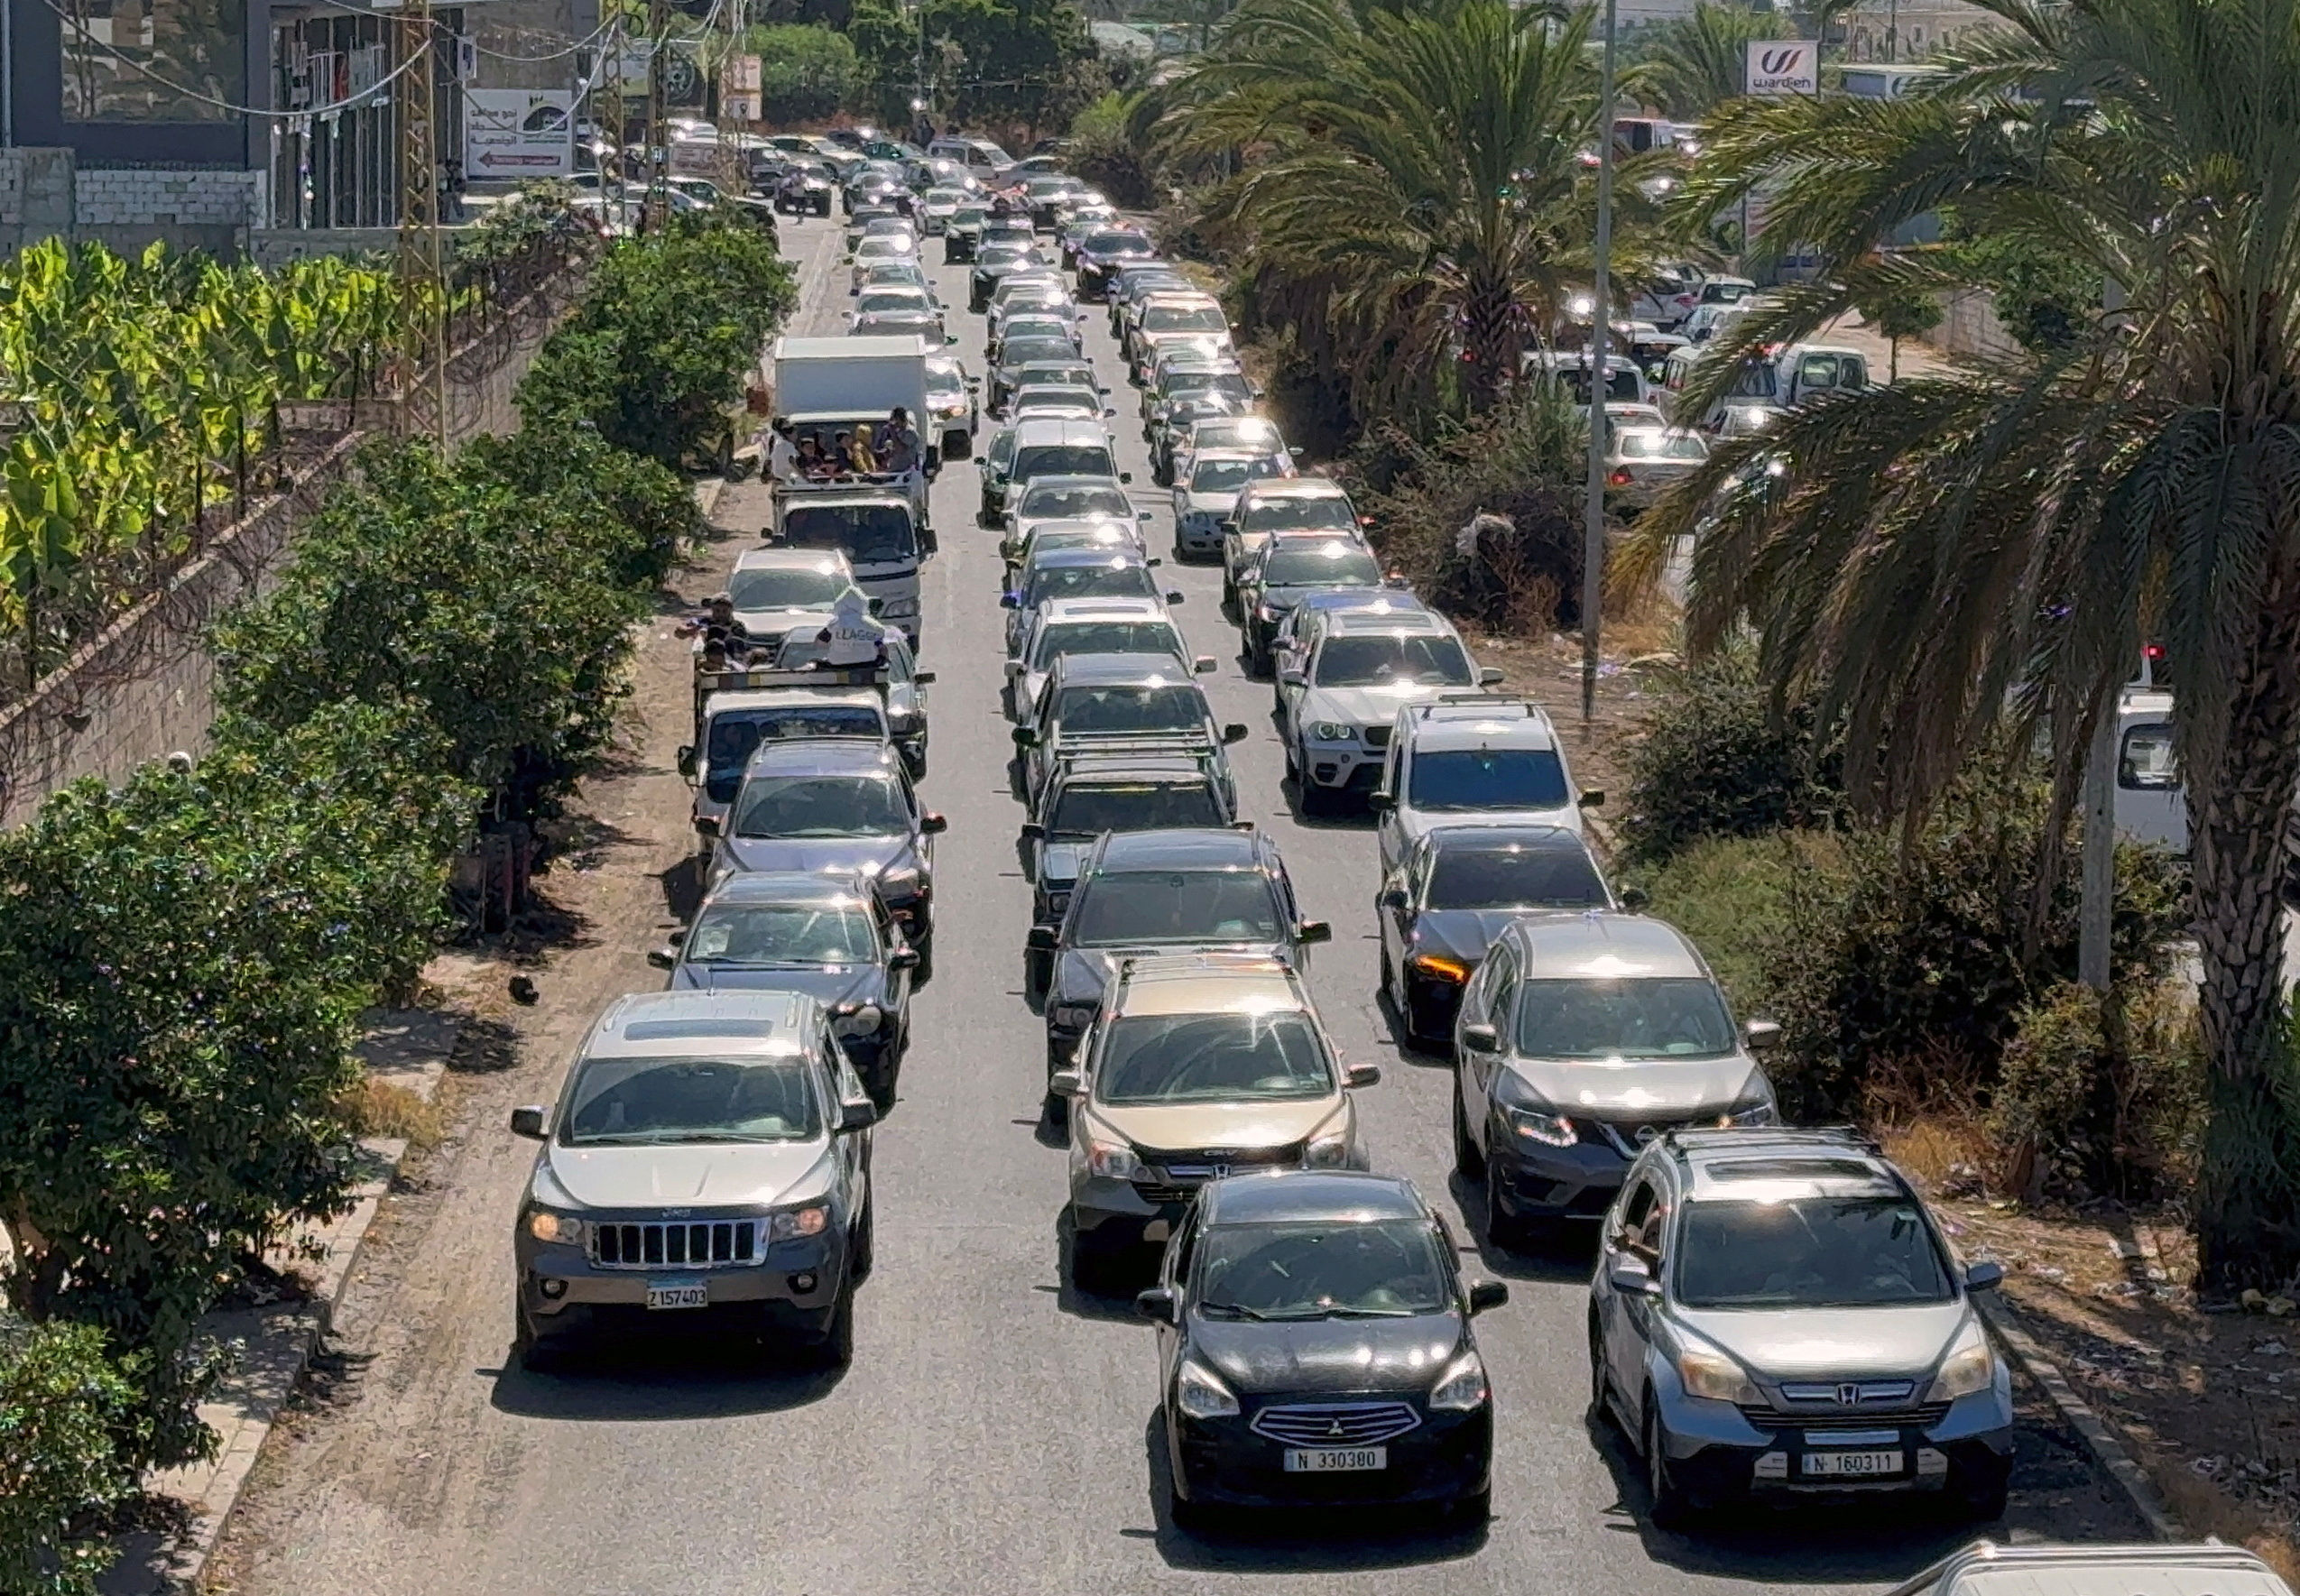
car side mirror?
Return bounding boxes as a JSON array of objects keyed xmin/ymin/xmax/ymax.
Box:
[
  {"xmin": 1048, "ymin": 1067, "xmax": 1084, "ymax": 1098},
  {"xmin": 1368, "ymin": 792, "xmax": 1395, "ymax": 813},
  {"xmin": 1217, "ymin": 519, "xmax": 1237, "ymax": 534},
  {"xmin": 676, "ymin": 745, "xmax": 697, "ymax": 779},
  {"xmin": 1607, "ymin": 1259, "xmax": 1660, "ymax": 1297},
  {"xmin": 837, "ymin": 1098, "xmax": 878, "ymax": 1133},
  {"xmin": 1743, "ymin": 1018, "xmax": 1782, "ymax": 1049},
  {"xmin": 509, "ymin": 1105, "xmax": 549, "ymax": 1140},
  {"xmin": 1026, "ymin": 925, "xmax": 1059, "ymax": 952},
  {"xmin": 1467, "ymin": 1279, "xmax": 1510, "ymax": 1315},
  {"xmin": 1479, "ymin": 667, "xmax": 1506, "ymax": 687},
  {"xmin": 921, "ymin": 812, "xmax": 948, "ymax": 835},
  {"xmin": 1619, "ymin": 885, "xmax": 1650, "ymax": 912},
  {"xmin": 919, "ymin": 527, "xmax": 938, "ymax": 553},
  {"xmin": 695, "ymin": 815, "xmax": 722, "ymax": 838},
  {"xmin": 1119, "ymin": 472, "xmax": 1132, "ymax": 484},
  {"xmin": 1964, "ymin": 1259, "xmax": 2005, "ymax": 1292},
  {"xmin": 1012, "ymin": 727, "xmax": 1039, "ymax": 748},
  {"xmin": 1460, "ymin": 1022, "xmax": 1501, "ymax": 1053},
  {"xmin": 1220, "ymin": 722, "xmax": 1248, "ymax": 744},
  {"xmin": 1020, "ymin": 821, "xmax": 1046, "ymax": 841},
  {"xmin": 1167, "ymin": 590, "xmax": 1187, "ymax": 605},
  {"xmin": 1193, "ymin": 655, "xmax": 1216, "ymax": 674},
  {"xmin": 1579, "ymin": 789, "xmax": 1605, "ymax": 807},
  {"xmin": 889, "ymin": 946, "xmax": 920, "ymax": 970},
  {"xmin": 1344, "ymin": 1063, "xmax": 1381, "ymax": 1089},
  {"xmin": 1147, "ymin": 558, "xmax": 1162, "ymax": 568},
  {"xmin": 946, "ymin": 333, "xmax": 958, "ymax": 344},
  {"xmin": 1279, "ymin": 669, "xmax": 1307, "ymax": 688},
  {"xmin": 1379, "ymin": 886, "xmax": 1409, "ymax": 911},
  {"xmin": 1134, "ymin": 1286, "xmax": 1178, "ymax": 1324},
  {"xmin": 1297, "ymin": 919, "xmax": 1332, "ymax": 945},
  {"xmin": 1107, "ymin": 408, "xmax": 1120, "ymax": 420},
  {"xmin": 646, "ymin": 945, "xmax": 677, "ymax": 970},
  {"xmin": 1000, "ymin": 592, "xmax": 1021, "ymax": 609},
  {"xmin": 915, "ymin": 670, "xmax": 937, "ymax": 685}
]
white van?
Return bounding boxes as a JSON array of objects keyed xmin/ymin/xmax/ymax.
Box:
[
  {"xmin": 928, "ymin": 135, "xmax": 1014, "ymax": 176},
  {"xmin": 1525, "ymin": 349, "xmax": 1650, "ymax": 407}
]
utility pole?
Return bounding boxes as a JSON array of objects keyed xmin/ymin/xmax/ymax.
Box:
[
  {"xmin": 1578, "ymin": 0, "xmax": 1619, "ymax": 724},
  {"xmin": 644, "ymin": 0, "xmax": 669, "ymax": 231},
  {"xmin": 393, "ymin": 0, "xmax": 448, "ymax": 447},
  {"xmin": 2079, "ymin": 271, "xmax": 2133, "ymax": 993}
]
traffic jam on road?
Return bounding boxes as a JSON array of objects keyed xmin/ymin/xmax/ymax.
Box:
[{"xmin": 500, "ymin": 141, "xmax": 2142, "ymax": 1569}]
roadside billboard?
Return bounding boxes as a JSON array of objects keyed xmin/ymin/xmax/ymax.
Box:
[
  {"xmin": 1745, "ymin": 40, "xmax": 1818, "ymax": 94},
  {"xmin": 464, "ymin": 88, "xmax": 575, "ymax": 179}
]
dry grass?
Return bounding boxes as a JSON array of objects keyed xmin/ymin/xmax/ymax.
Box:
[
  {"xmin": 335, "ymin": 1077, "xmax": 445, "ymax": 1149},
  {"xmin": 2149, "ymin": 1453, "xmax": 2300, "ymax": 1583}
]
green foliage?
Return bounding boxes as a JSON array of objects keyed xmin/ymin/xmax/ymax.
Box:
[
  {"xmin": 1624, "ymin": 3, "xmax": 1776, "ymax": 119},
  {"xmin": 213, "ymin": 436, "xmax": 653, "ymax": 821},
  {"xmin": 850, "ymin": 0, "xmax": 1104, "ymax": 133},
  {"xmin": 516, "ymin": 212, "xmax": 795, "ymax": 469},
  {"xmin": 1618, "ymin": 648, "xmax": 1843, "ymax": 866},
  {"xmin": 1939, "ymin": 221, "xmax": 2102, "ymax": 356},
  {"xmin": 1067, "ymin": 91, "xmax": 1159, "ymax": 209},
  {"xmin": 1991, "ymin": 979, "xmax": 2203, "ymax": 1200},
  {"xmin": 0, "ymin": 1320, "xmax": 137, "ymax": 1596},
  {"xmin": 0, "ymin": 702, "xmax": 469, "ymax": 1468},
  {"xmin": 746, "ymin": 23, "xmax": 857, "ymax": 123},
  {"xmin": 461, "ymin": 426, "xmax": 695, "ymax": 593},
  {"xmin": 1625, "ymin": 831, "xmax": 1806, "ymax": 1016}
]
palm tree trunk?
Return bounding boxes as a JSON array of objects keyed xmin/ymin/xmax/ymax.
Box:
[
  {"xmin": 1461, "ymin": 273, "xmax": 1519, "ymax": 412},
  {"xmin": 2194, "ymin": 577, "xmax": 2300, "ymax": 1288}
]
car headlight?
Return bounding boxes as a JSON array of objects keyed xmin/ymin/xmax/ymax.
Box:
[
  {"xmin": 1717, "ymin": 1096, "xmax": 1777, "ymax": 1128},
  {"xmin": 1506, "ymin": 1105, "xmax": 1578, "ymax": 1147},
  {"xmin": 1309, "ymin": 721, "xmax": 1356, "ymax": 743},
  {"xmin": 1177, "ymin": 1357, "xmax": 1241, "ymax": 1419},
  {"xmin": 1083, "ymin": 1138, "xmax": 1144, "ymax": 1180},
  {"xmin": 1050, "ymin": 1001, "xmax": 1096, "ymax": 1031},
  {"xmin": 878, "ymin": 595, "xmax": 920, "ymax": 619},
  {"xmin": 1304, "ymin": 1129, "xmax": 1351, "ymax": 1167},
  {"xmin": 1677, "ymin": 1343, "xmax": 1761, "ymax": 1405},
  {"xmin": 1926, "ymin": 1320, "xmax": 1999, "ymax": 1402},
  {"xmin": 526, "ymin": 1210, "xmax": 586, "ymax": 1246},
  {"xmin": 769, "ymin": 1203, "xmax": 831, "ymax": 1241},
  {"xmin": 1429, "ymin": 1351, "xmax": 1491, "ymax": 1412},
  {"xmin": 831, "ymin": 1003, "xmax": 884, "ymax": 1038}
]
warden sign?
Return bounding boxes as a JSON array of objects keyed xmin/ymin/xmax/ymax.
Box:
[{"xmin": 1745, "ymin": 40, "xmax": 1818, "ymax": 94}]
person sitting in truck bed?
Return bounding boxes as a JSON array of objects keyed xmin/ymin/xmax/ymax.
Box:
[{"xmin": 678, "ymin": 593, "xmax": 752, "ymax": 650}]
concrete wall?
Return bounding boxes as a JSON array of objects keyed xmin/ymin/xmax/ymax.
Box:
[
  {"xmin": 1924, "ymin": 287, "xmax": 2023, "ymax": 361},
  {"xmin": 0, "ymin": 147, "xmax": 266, "ymax": 254}
]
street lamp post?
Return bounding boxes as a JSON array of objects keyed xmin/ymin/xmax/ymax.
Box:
[{"xmin": 1579, "ymin": 0, "xmax": 1620, "ymax": 723}]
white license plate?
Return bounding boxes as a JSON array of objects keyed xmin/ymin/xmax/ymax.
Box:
[
  {"xmin": 1283, "ymin": 1448, "xmax": 1386, "ymax": 1473},
  {"xmin": 1803, "ymin": 1449, "xmax": 1903, "ymax": 1477},
  {"xmin": 645, "ymin": 1280, "xmax": 708, "ymax": 1311}
]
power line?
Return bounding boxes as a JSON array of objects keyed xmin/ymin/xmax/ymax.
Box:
[{"xmin": 40, "ymin": 0, "xmax": 428, "ymax": 120}]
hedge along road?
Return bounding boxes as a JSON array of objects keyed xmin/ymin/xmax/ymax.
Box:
[{"xmin": 210, "ymin": 208, "xmax": 2141, "ymax": 1596}]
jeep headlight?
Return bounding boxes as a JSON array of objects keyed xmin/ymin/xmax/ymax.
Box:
[
  {"xmin": 526, "ymin": 1209, "xmax": 586, "ymax": 1247},
  {"xmin": 1926, "ymin": 1320, "xmax": 1998, "ymax": 1402},
  {"xmin": 1677, "ymin": 1343, "xmax": 1761, "ymax": 1405},
  {"xmin": 1429, "ymin": 1351, "xmax": 1491, "ymax": 1411},
  {"xmin": 1050, "ymin": 1001, "xmax": 1096, "ymax": 1031},
  {"xmin": 769, "ymin": 1203, "xmax": 830, "ymax": 1241},
  {"xmin": 1506, "ymin": 1105, "xmax": 1577, "ymax": 1147},
  {"xmin": 1310, "ymin": 721, "xmax": 1355, "ymax": 743},
  {"xmin": 1081, "ymin": 1137, "xmax": 1144, "ymax": 1181}
]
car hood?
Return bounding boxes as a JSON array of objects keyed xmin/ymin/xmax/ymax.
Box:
[
  {"xmin": 716, "ymin": 835, "xmax": 912, "ymax": 879},
  {"xmin": 1193, "ymin": 1313, "xmax": 1468, "ymax": 1398},
  {"xmin": 1502, "ymin": 1052, "xmax": 1766, "ymax": 1118},
  {"xmin": 1400, "ymin": 803, "xmax": 1581, "ymax": 845},
  {"xmin": 540, "ymin": 1137, "xmax": 832, "ymax": 1210},
  {"xmin": 670, "ymin": 964, "xmax": 882, "ymax": 1008},
  {"xmin": 1675, "ymin": 1301, "xmax": 1969, "ymax": 1385},
  {"xmin": 1178, "ymin": 491, "xmax": 1233, "ymax": 516},
  {"xmin": 1048, "ymin": 941, "xmax": 1289, "ymax": 1008},
  {"xmin": 1404, "ymin": 909, "xmax": 1529, "ymax": 966},
  {"xmin": 1038, "ymin": 837, "xmax": 1094, "ymax": 886},
  {"xmin": 1089, "ymin": 1096, "xmax": 1342, "ymax": 1158},
  {"xmin": 733, "ymin": 603, "xmax": 833, "ymax": 633},
  {"xmin": 1300, "ymin": 681, "xmax": 1459, "ymax": 727}
]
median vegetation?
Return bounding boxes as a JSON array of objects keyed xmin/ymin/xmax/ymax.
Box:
[{"xmin": 0, "ymin": 209, "xmax": 790, "ymax": 1590}]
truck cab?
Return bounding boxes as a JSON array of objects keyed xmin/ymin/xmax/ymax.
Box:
[{"xmin": 771, "ymin": 486, "xmax": 933, "ymax": 646}]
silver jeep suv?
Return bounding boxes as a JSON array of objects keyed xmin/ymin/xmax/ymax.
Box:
[{"xmin": 1588, "ymin": 1127, "xmax": 2015, "ymax": 1526}]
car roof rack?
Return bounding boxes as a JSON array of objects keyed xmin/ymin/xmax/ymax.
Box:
[{"xmin": 1658, "ymin": 1124, "xmax": 1882, "ymax": 1157}]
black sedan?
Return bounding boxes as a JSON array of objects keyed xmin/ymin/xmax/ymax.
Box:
[
  {"xmin": 1376, "ymin": 824, "xmax": 1616, "ymax": 1048},
  {"xmin": 1136, "ymin": 1171, "xmax": 1507, "ymax": 1529},
  {"xmin": 1075, "ymin": 230, "xmax": 1159, "ymax": 300},
  {"xmin": 650, "ymin": 869, "xmax": 919, "ymax": 1107},
  {"xmin": 970, "ymin": 242, "xmax": 1044, "ymax": 311}
]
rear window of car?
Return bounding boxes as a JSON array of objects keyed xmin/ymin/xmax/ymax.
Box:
[
  {"xmin": 1618, "ymin": 432, "xmax": 1708, "ymax": 461},
  {"xmin": 1015, "ymin": 444, "xmax": 1118, "ymax": 479}
]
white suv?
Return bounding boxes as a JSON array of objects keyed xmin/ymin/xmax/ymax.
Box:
[{"xmin": 1371, "ymin": 697, "xmax": 1600, "ymax": 873}]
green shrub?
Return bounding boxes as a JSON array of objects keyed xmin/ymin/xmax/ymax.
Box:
[
  {"xmin": 1617, "ymin": 648, "xmax": 1843, "ymax": 866},
  {"xmin": 0, "ymin": 703, "xmax": 468, "ymax": 1468},
  {"xmin": 516, "ymin": 213, "xmax": 796, "ymax": 469},
  {"xmin": 749, "ymin": 23, "xmax": 856, "ymax": 123},
  {"xmin": 1993, "ymin": 978, "xmax": 2205, "ymax": 1200},
  {"xmin": 1628, "ymin": 829, "xmax": 1815, "ymax": 1018},
  {"xmin": 0, "ymin": 1320, "xmax": 137, "ymax": 1596},
  {"xmin": 461, "ymin": 424, "xmax": 695, "ymax": 592}
]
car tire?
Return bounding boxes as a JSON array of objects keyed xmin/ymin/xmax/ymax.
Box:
[
  {"xmin": 1587, "ymin": 1314, "xmax": 1612, "ymax": 1425},
  {"xmin": 1959, "ymin": 1464, "xmax": 2010, "ymax": 1522},
  {"xmin": 947, "ymin": 430, "xmax": 970, "ymax": 461},
  {"xmin": 1068, "ymin": 1227, "xmax": 1128, "ymax": 1296},
  {"xmin": 1380, "ymin": 945, "xmax": 1398, "ymax": 1009},
  {"xmin": 1025, "ymin": 947, "xmax": 1051, "ymax": 1000},
  {"xmin": 1483, "ymin": 1165, "xmax": 1529, "ymax": 1252},
  {"xmin": 1247, "ymin": 641, "xmax": 1273, "ymax": 678},
  {"xmin": 850, "ymin": 1197, "xmax": 876, "ymax": 1284},
  {"xmin": 912, "ymin": 935, "xmax": 935, "ymax": 986},
  {"xmin": 1300, "ymin": 781, "xmax": 1339, "ymax": 819},
  {"xmin": 1453, "ymin": 1087, "xmax": 1486, "ymax": 1179},
  {"xmin": 513, "ymin": 1305, "xmax": 555, "ymax": 1372},
  {"xmin": 1169, "ymin": 1477, "xmax": 1218, "ymax": 1536},
  {"xmin": 1644, "ymin": 1404, "xmax": 1694, "ymax": 1528},
  {"xmin": 812, "ymin": 1281, "xmax": 857, "ymax": 1370}
]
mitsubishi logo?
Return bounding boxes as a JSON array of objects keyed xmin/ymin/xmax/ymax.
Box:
[
  {"xmin": 1327, "ymin": 1420, "xmax": 1346, "ymax": 1438},
  {"xmin": 1836, "ymin": 1382, "xmax": 1861, "ymax": 1406}
]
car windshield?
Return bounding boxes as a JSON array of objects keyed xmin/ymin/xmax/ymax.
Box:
[
  {"xmin": 1315, "ymin": 634, "xmax": 1472, "ymax": 687},
  {"xmin": 1198, "ymin": 1220, "xmax": 1450, "ymax": 1320},
  {"xmin": 1098, "ymin": 1011, "xmax": 1330, "ymax": 1104},
  {"xmin": 1034, "ymin": 621, "xmax": 1178, "ymax": 667},
  {"xmin": 1265, "ymin": 545, "xmax": 1383, "ymax": 587},
  {"xmin": 1190, "ymin": 457, "xmax": 1275, "ymax": 494},
  {"xmin": 1021, "ymin": 484, "xmax": 1130, "ymax": 519},
  {"xmin": 686, "ymin": 900, "xmax": 879, "ymax": 965},
  {"xmin": 734, "ymin": 773, "xmax": 910, "ymax": 838},
  {"xmin": 1409, "ymin": 747, "xmax": 1570, "ymax": 810},
  {"xmin": 1512, "ymin": 976, "xmax": 1736, "ymax": 1058},
  {"xmin": 781, "ymin": 503, "xmax": 918, "ymax": 567},
  {"xmin": 1027, "ymin": 563, "xmax": 1158, "ymax": 607},
  {"xmin": 1194, "ymin": 421, "xmax": 1280, "ymax": 451},
  {"xmin": 1427, "ymin": 844, "xmax": 1607, "ymax": 909},
  {"xmin": 1049, "ymin": 782, "xmax": 1223, "ymax": 835},
  {"xmin": 1548, "ymin": 365, "xmax": 1643, "ymax": 404},
  {"xmin": 1015, "ymin": 387, "xmax": 1098, "ymax": 414},
  {"xmin": 1070, "ymin": 868, "xmax": 1285, "ymax": 946},
  {"xmin": 562, "ymin": 1054, "xmax": 822, "ymax": 1145},
  {"xmin": 728, "ymin": 565, "xmax": 850, "ymax": 611},
  {"xmin": 1087, "ymin": 231, "xmax": 1153, "ymax": 255},
  {"xmin": 1244, "ymin": 498, "xmax": 1353, "ymax": 534},
  {"xmin": 1617, "ymin": 431, "xmax": 1709, "ymax": 461},
  {"xmin": 1002, "ymin": 338, "xmax": 1077, "ymax": 367},
  {"xmin": 1054, "ymin": 683, "xmax": 1204, "ymax": 735},
  {"xmin": 1143, "ymin": 305, "xmax": 1229, "ymax": 333},
  {"xmin": 857, "ymin": 291, "xmax": 928, "ymax": 314},
  {"xmin": 1673, "ymin": 1197, "xmax": 1955, "ymax": 1310},
  {"xmin": 1003, "ymin": 317, "xmax": 1071, "ymax": 341},
  {"xmin": 1015, "ymin": 445, "xmax": 1117, "ymax": 479},
  {"xmin": 1166, "ymin": 374, "xmax": 1252, "ymax": 404}
]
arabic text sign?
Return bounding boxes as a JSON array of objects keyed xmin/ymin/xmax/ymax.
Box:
[{"xmin": 465, "ymin": 88, "xmax": 575, "ymax": 177}]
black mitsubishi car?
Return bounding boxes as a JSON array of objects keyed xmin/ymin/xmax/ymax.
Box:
[{"xmin": 1135, "ymin": 1170, "xmax": 1508, "ymax": 1529}]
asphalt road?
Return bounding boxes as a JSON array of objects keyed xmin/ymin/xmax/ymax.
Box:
[{"xmin": 216, "ymin": 208, "xmax": 2141, "ymax": 1596}]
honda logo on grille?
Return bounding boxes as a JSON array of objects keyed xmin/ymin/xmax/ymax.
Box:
[{"xmin": 1836, "ymin": 1382, "xmax": 1861, "ymax": 1406}]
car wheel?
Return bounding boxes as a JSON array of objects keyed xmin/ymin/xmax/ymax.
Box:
[
  {"xmin": 1452, "ymin": 1086, "xmax": 1486, "ymax": 1179},
  {"xmin": 912, "ymin": 935, "xmax": 935, "ymax": 986},
  {"xmin": 1380, "ymin": 945, "xmax": 1397, "ymax": 1008},
  {"xmin": 513, "ymin": 1305, "xmax": 559, "ymax": 1372},
  {"xmin": 1483, "ymin": 1163, "xmax": 1528, "ymax": 1251},
  {"xmin": 1959, "ymin": 1462, "xmax": 2010, "ymax": 1522},
  {"xmin": 809, "ymin": 1281, "xmax": 856, "ymax": 1369},
  {"xmin": 1169, "ymin": 1474, "xmax": 1218, "ymax": 1536},
  {"xmin": 1067, "ymin": 1226, "xmax": 1129, "ymax": 1296},
  {"xmin": 1587, "ymin": 1314, "xmax": 1612, "ymax": 1425},
  {"xmin": 849, "ymin": 1195, "xmax": 876, "ymax": 1283},
  {"xmin": 1644, "ymin": 1403, "xmax": 1694, "ymax": 1528},
  {"xmin": 1300, "ymin": 780, "xmax": 1338, "ymax": 818},
  {"xmin": 1025, "ymin": 946, "xmax": 1051, "ymax": 1000},
  {"xmin": 1247, "ymin": 641, "xmax": 1273, "ymax": 678},
  {"xmin": 947, "ymin": 431, "xmax": 970, "ymax": 461}
]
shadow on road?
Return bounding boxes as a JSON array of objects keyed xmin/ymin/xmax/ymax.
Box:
[
  {"xmin": 1445, "ymin": 1172, "xmax": 1601, "ymax": 1286},
  {"xmin": 485, "ymin": 1335, "xmax": 844, "ymax": 1422},
  {"xmin": 1372, "ymin": 984, "xmax": 1455, "ymax": 1069},
  {"xmin": 1136, "ymin": 1411, "xmax": 1489, "ymax": 1572},
  {"xmin": 1045, "ymin": 1214, "xmax": 1161, "ymax": 1326}
]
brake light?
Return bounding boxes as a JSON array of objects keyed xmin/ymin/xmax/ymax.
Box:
[{"xmin": 1608, "ymin": 468, "xmax": 1632, "ymax": 486}]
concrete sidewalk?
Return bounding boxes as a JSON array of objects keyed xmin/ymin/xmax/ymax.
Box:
[{"xmin": 1815, "ymin": 308, "xmax": 1954, "ymax": 382}]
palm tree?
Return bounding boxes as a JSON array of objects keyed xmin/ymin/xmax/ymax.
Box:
[
  {"xmin": 1162, "ymin": 0, "xmax": 1630, "ymax": 416},
  {"xmin": 1629, "ymin": 0, "xmax": 2300, "ymax": 1286},
  {"xmin": 1630, "ymin": 1, "xmax": 1776, "ymax": 120}
]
